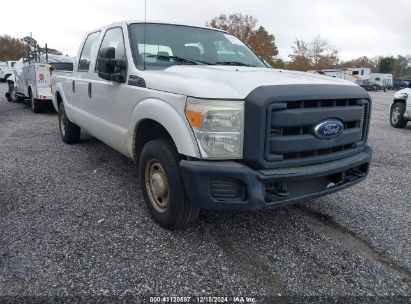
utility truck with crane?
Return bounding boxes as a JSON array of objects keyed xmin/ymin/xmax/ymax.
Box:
[{"xmin": 6, "ymin": 44, "xmax": 74, "ymax": 113}]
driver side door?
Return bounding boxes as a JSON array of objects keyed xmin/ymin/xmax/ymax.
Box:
[{"xmin": 87, "ymin": 26, "xmax": 131, "ymax": 155}]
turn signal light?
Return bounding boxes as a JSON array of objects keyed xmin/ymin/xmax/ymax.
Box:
[{"xmin": 185, "ymin": 110, "xmax": 201, "ymax": 129}]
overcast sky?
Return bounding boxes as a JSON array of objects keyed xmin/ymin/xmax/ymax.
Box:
[{"xmin": 1, "ymin": 0, "xmax": 409, "ymax": 60}]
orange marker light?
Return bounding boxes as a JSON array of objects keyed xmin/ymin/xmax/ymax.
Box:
[{"xmin": 186, "ymin": 110, "xmax": 201, "ymax": 129}]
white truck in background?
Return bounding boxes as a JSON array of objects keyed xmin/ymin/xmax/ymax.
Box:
[
  {"xmin": 369, "ymin": 73, "xmax": 393, "ymax": 91},
  {"xmin": 6, "ymin": 54, "xmax": 74, "ymax": 112},
  {"xmin": 0, "ymin": 60, "xmax": 17, "ymax": 81}
]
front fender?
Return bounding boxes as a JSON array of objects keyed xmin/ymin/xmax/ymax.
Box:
[
  {"xmin": 126, "ymin": 98, "xmax": 200, "ymax": 160},
  {"xmin": 6, "ymin": 74, "xmax": 15, "ymax": 83},
  {"xmin": 52, "ymin": 81, "xmax": 71, "ymax": 115},
  {"xmin": 394, "ymin": 88, "xmax": 411, "ymax": 100}
]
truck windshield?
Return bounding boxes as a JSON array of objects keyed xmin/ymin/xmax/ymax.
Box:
[{"xmin": 128, "ymin": 23, "xmax": 266, "ymax": 69}]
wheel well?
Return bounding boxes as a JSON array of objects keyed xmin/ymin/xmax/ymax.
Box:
[
  {"xmin": 392, "ymin": 99, "xmax": 406, "ymax": 108},
  {"xmin": 56, "ymin": 91, "xmax": 63, "ymax": 106},
  {"xmin": 134, "ymin": 119, "xmax": 175, "ymax": 161}
]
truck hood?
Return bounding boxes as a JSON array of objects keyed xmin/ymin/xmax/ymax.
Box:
[{"xmin": 142, "ymin": 66, "xmax": 357, "ymax": 99}]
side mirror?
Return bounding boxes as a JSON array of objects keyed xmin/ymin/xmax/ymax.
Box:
[{"xmin": 97, "ymin": 47, "xmax": 127, "ymax": 83}]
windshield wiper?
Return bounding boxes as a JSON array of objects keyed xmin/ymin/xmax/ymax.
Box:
[
  {"xmin": 146, "ymin": 55, "xmax": 211, "ymax": 65},
  {"xmin": 214, "ymin": 61, "xmax": 256, "ymax": 67}
]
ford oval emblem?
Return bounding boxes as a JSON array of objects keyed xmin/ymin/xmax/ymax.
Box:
[{"xmin": 313, "ymin": 119, "xmax": 344, "ymax": 139}]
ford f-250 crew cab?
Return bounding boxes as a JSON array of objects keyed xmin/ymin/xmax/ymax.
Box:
[{"xmin": 51, "ymin": 21, "xmax": 372, "ymax": 229}]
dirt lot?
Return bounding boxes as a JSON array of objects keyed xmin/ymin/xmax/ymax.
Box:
[{"xmin": 0, "ymin": 83, "xmax": 410, "ymax": 303}]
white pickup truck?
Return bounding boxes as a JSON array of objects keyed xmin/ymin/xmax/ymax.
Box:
[
  {"xmin": 0, "ymin": 60, "xmax": 17, "ymax": 81},
  {"xmin": 390, "ymin": 88, "xmax": 411, "ymax": 128},
  {"xmin": 52, "ymin": 21, "xmax": 372, "ymax": 229}
]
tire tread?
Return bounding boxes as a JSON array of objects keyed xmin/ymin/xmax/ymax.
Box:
[{"xmin": 139, "ymin": 139, "xmax": 199, "ymax": 229}]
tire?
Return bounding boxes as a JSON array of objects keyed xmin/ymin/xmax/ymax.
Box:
[
  {"xmin": 390, "ymin": 102, "xmax": 408, "ymax": 128},
  {"xmin": 139, "ymin": 139, "xmax": 200, "ymax": 229},
  {"xmin": 7, "ymin": 82, "xmax": 21, "ymax": 103},
  {"xmin": 58, "ymin": 102, "xmax": 81, "ymax": 144},
  {"xmin": 31, "ymin": 97, "xmax": 42, "ymax": 113}
]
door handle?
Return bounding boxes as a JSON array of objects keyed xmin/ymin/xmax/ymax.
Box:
[
  {"xmin": 88, "ymin": 82, "xmax": 92, "ymax": 98},
  {"xmin": 72, "ymin": 80, "xmax": 75, "ymax": 93}
]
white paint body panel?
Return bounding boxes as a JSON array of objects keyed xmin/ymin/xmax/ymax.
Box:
[
  {"xmin": 394, "ymin": 88, "xmax": 411, "ymax": 119},
  {"xmin": 52, "ymin": 21, "xmax": 359, "ymax": 161},
  {"xmin": 20, "ymin": 63, "xmax": 52, "ymax": 99},
  {"xmin": 0, "ymin": 61, "xmax": 16, "ymax": 80}
]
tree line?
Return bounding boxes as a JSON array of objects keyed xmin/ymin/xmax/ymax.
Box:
[
  {"xmin": 209, "ymin": 13, "xmax": 411, "ymax": 79},
  {"xmin": 0, "ymin": 35, "xmax": 62, "ymax": 62},
  {"xmin": 1, "ymin": 14, "xmax": 410, "ymax": 79}
]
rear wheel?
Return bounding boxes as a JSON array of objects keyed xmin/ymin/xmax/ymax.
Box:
[
  {"xmin": 390, "ymin": 102, "xmax": 408, "ymax": 128},
  {"xmin": 7, "ymin": 82, "xmax": 21, "ymax": 102},
  {"xmin": 31, "ymin": 97, "xmax": 42, "ymax": 113},
  {"xmin": 139, "ymin": 139, "xmax": 199, "ymax": 229},
  {"xmin": 58, "ymin": 102, "xmax": 81, "ymax": 143}
]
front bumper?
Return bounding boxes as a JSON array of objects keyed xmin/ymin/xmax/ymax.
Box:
[{"xmin": 180, "ymin": 146, "xmax": 372, "ymax": 210}]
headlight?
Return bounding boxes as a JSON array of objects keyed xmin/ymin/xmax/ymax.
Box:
[{"xmin": 185, "ymin": 97, "xmax": 244, "ymax": 159}]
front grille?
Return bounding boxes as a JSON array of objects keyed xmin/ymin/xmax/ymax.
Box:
[{"xmin": 266, "ymin": 98, "xmax": 369, "ymax": 164}]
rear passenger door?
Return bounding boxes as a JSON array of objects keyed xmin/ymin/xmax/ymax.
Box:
[{"xmin": 71, "ymin": 31, "xmax": 100, "ymax": 125}]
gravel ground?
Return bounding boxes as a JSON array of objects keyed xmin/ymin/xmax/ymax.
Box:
[{"xmin": 0, "ymin": 83, "xmax": 410, "ymax": 303}]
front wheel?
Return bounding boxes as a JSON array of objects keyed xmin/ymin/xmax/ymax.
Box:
[
  {"xmin": 139, "ymin": 139, "xmax": 199, "ymax": 229},
  {"xmin": 390, "ymin": 102, "xmax": 408, "ymax": 128},
  {"xmin": 58, "ymin": 102, "xmax": 81, "ymax": 144}
]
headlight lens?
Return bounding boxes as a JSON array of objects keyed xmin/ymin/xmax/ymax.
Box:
[{"xmin": 185, "ymin": 97, "xmax": 244, "ymax": 159}]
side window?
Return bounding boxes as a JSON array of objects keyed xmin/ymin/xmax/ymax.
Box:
[
  {"xmin": 96, "ymin": 27, "xmax": 126, "ymax": 71},
  {"xmin": 78, "ymin": 32, "xmax": 100, "ymax": 72}
]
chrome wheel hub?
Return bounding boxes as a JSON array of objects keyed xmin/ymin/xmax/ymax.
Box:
[
  {"xmin": 11, "ymin": 90, "xmax": 17, "ymax": 101},
  {"xmin": 392, "ymin": 107, "xmax": 400, "ymax": 124}
]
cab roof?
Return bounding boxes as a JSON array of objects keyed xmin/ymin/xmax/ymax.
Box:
[{"xmin": 87, "ymin": 20, "xmax": 230, "ymax": 36}]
